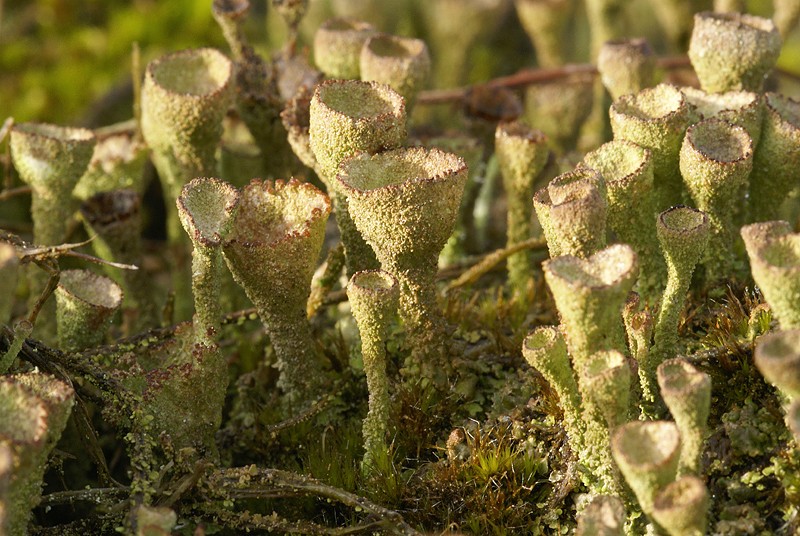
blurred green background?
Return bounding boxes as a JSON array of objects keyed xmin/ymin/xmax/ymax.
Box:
[{"xmin": 1, "ymin": 0, "xmax": 798, "ymax": 126}]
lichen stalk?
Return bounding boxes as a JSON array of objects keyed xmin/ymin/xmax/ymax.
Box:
[
  {"xmin": 597, "ymin": 38, "xmax": 656, "ymax": 101},
  {"xmin": 495, "ymin": 121, "xmax": 548, "ymax": 298},
  {"xmin": 513, "ymin": 0, "xmax": 574, "ymax": 68},
  {"xmin": 576, "ymin": 495, "xmax": 626, "ymax": 536},
  {"xmin": 651, "ymin": 475, "xmax": 710, "ymax": 536},
  {"xmin": 649, "ymin": 207, "xmax": 710, "ymax": 405},
  {"xmin": 347, "ymin": 270, "xmax": 399, "ymax": 469},
  {"xmin": 313, "ymin": 18, "xmax": 377, "ymax": 79},
  {"xmin": 679, "ymin": 118, "xmax": 753, "ymax": 283},
  {"xmin": 359, "ymin": 34, "xmax": 431, "ymax": 113}
]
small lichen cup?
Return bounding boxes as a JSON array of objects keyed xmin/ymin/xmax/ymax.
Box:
[
  {"xmin": 748, "ymin": 93, "xmax": 800, "ymax": 223},
  {"xmin": 576, "ymin": 495, "xmax": 626, "ymax": 536},
  {"xmin": 140, "ymin": 47, "xmax": 234, "ymax": 239},
  {"xmin": 347, "ymin": 270, "xmax": 399, "ymax": 469},
  {"xmin": 0, "ymin": 373, "xmax": 74, "ymax": 536},
  {"xmin": 337, "ymin": 147, "xmax": 467, "ymax": 387},
  {"xmin": 360, "ymin": 34, "xmax": 431, "ymax": 113},
  {"xmin": 10, "ymin": 122, "xmax": 96, "ymax": 246},
  {"xmin": 651, "ymin": 475, "xmax": 710, "ymax": 536},
  {"xmin": 55, "ymin": 269, "xmax": 123, "ymax": 352},
  {"xmin": 309, "ymin": 79, "xmax": 407, "ymax": 275},
  {"xmin": 525, "ymin": 74, "xmax": 594, "ymax": 152},
  {"xmin": 680, "ymin": 88, "xmax": 764, "ymax": 149},
  {"xmin": 223, "ymin": 179, "xmax": 331, "ymax": 409},
  {"xmin": 177, "ymin": 177, "xmax": 240, "ymax": 347},
  {"xmin": 580, "ymin": 140, "xmax": 661, "ymax": 301},
  {"xmin": 597, "ymin": 38, "xmax": 657, "ymax": 100},
  {"xmin": 495, "ymin": 121, "xmax": 548, "ymax": 297},
  {"xmin": 534, "ymin": 168, "xmax": 608, "ymax": 259},
  {"xmin": 679, "ymin": 118, "xmax": 753, "ymax": 283},
  {"xmin": 657, "ymin": 358, "xmax": 711, "ymax": 476},
  {"xmin": 688, "ymin": 11, "xmax": 781, "ymax": 93},
  {"xmin": 610, "ymin": 420, "xmax": 681, "ymax": 517},
  {"xmin": 313, "ymin": 18, "xmax": 376, "ymax": 79},
  {"xmin": 754, "ymin": 329, "xmax": 800, "ymax": 400},
  {"xmin": 741, "ymin": 222, "xmax": 800, "ymax": 329},
  {"xmin": 609, "ymin": 84, "xmax": 697, "ymax": 211}
]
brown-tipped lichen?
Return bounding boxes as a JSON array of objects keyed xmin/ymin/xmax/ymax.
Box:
[{"xmin": 223, "ymin": 179, "xmax": 331, "ymax": 409}]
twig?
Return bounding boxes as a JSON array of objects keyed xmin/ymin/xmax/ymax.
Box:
[
  {"xmin": 0, "ymin": 185, "xmax": 30, "ymax": 201},
  {"xmin": 205, "ymin": 467, "xmax": 422, "ymax": 536},
  {"xmin": 39, "ymin": 487, "xmax": 128, "ymax": 508},
  {"xmin": 446, "ymin": 237, "xmax": 547, "ymax": 291}
]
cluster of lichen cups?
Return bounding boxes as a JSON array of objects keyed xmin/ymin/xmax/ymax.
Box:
[{"xmin": 521, "ymin": 10, "xmax": 800, "ymax": 534}]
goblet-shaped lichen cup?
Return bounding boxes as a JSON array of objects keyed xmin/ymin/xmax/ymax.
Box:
[
  {"xmin": 0, "ymin": 374, "xmax": 74, "ymax": 536},
  {"xmin": 513, "ymin": 0, "xmax": 574, "ymax": 68},
  {"xmin": 611, "ymin": 420, "xmax": 681, "ymax": 517},
  {"xmin": 584, "ymin": 350, "xmax": 631, "ymax": 430},
  {"xmin": 347, "ymin": 270, "xmax": 399, "ymax": 469},
  {"xmin": 681, "ymin": 88, "xmax": 764, "ymax": 149},
  {"xmin": 140, "ymin": 47, "xmax": 234, "ymax": 239},
  {"xmin": 309, "ymin": 79, "xmax": 407, "ymax": 275},
  {"xmin": 688, "ymin": 12, "xmax": 781, "ymax": 93},
  {"xmin": 280, "ymin": 86, "xmax": 317, "ymax": 172},
  {"xmin": 657, "ymin": 358, "xmax": 711, "ymax": 476},
  {"xmin": 542, "ymin": 244, "xmax": 638, "ymax": 373},
  {"xmin": 534, "ymin": 168, "xmax": 608, "ymax": 259},
  {"xmin": 10, "ymin": 122, "xmax": 96, "ymax": 247},
  {"xmin": 609, "ymin": 84, "xmax": 697, "ymax": 212},
  {"xmin": 360, "ymin": 34, "xmax": 430, "ymax": 114},
  {"xmin": 597, "ymin": 38, "xmax": 657, "ymax": 100},
  {"xmin": 679, "ymin": 118, "xmax": 753, "ymax": 283},
  {"xmin": 55, "ymin": 269, "xmax": 123, "ymax": 352},
  {"xmin": 525, "ymin": 73, "xmax": 594, "ymax": 152},
  {"xmin": 749, "ymin": 93, "xmax": 800, "ymax": 223},
  {"xmin": 651, "ymin": 475, "xmax": 710, "ymax": 536},
  {"xmin": 648, "ymin": 207, "xmax": 710, "ymax": 404},
  {"xmin": 522, "ymin": 326, "xmax": 584, "ymax": 450},
  {"xmin": 754, "ymin": 329, "xmax": 800, "ymax": 400},
  {"xmin": 495, "ymin": 121, "xmax": 548, "ymax": 297},
  {"xmin": 223, "ymin": 179, "xmax": 331, "ymax": 409},
  {"xmin": 313, "ymin": 18, "xmax": 376, "ymax": 79},
  {"xmin": 741, "ymin": 223, "xmax": 800, "ymax": 329},
  {"xmin": 337, "ymin": 147, "xmax": 467, "ymax": 387},
  {"xmin": 580, "ymin": 140, "xmax": 661, "ymax": 301},
  {"xmin": 177, "ymin": 177, "xmax": 240, "ymax": 347}
]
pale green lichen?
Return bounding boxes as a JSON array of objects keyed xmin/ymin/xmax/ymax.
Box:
[
  {"xmin": 309, "ymin": 79, "xmax": 406, "ymax": 275},
  {"xmin": 580, "ymin": 139, "xmax": 661, "ymax": 301},
  {"xmin": 534, "ymin": 168, "xmax": 608, "ymax": 259},
  {"xmin": 525, "ymin": 74, "xmax": 594, "ymax": 152},
  {"xmin": 513, "ymin": 0, "xmax": 573, "ymax": 69},
  {"xmin": 748, "ymin": 93, "xmax": 800, "ymax": 223},
  {"xmin": 313, "ymin": 18, "xmax": 376, "ymax": 79},
  {"xmin": 55, "ymin": 269, "xmax": 123, "ymax": 351},
  {"xmin": 495, "ymin": 121, "xmax": 548, "ymax": 298},
  {"xmin": 0, "ymin": 373, "xmax": 74, "ymax": 536},
  {"xmin": 611, "ymin": 420, "xmax": 681, "ymax": 518},
  {"xmin": 648, "ymin": 207, "xmax": 709, "ymax": 405},
  {"xmin": 347, "ymin": 269, "xmax": 399, "ymax": 470},
  {"xmin": 360, "ymin": 34, "xmax": 431, "ymax": 113},
  {"xmin": 679, "ymin": 118, "xmax": 753, "ymax": 283},
  {"xmin": 597, "ymin": 38, "xmax": 656, "ymax": 100},
  {"xmin": 0, "ymin": 244, "xmax": 18, "ymax": 326},
  {"xmin": 741, "ymin": 222, "xmax": 800, "ymax": 329},
  {"xmin": 680, "ymin": 88, "xmax": 764, "ymax": 149},
  {"xmin": 576, "ymin": 494, "xmax": 626, "ymax": 536},
  {"xmin": 223, "ymin": 179, "xmax": 331, "ymax": 409},
  {"xmin": 73, "ymin": 124, "xmax": 149, "ymax": 201},
  {"xmin": 688, "ymin": 11, "xmax": 781, "ymax": 93},
  {"xmin": 651, "ymin": 475, "xmax": 709, "ymax": 536},
  {"xmin": 337, "ymin": 147, "xmax": 467, "ymax": 388},
  {"xmin": 656, "ymin": 358, "xmax": 711, "ymax": 476},
  {"xmin": 754, "ymin": 329, "xmax": 800, "ymax": 400},
  {"xmin": 609, "ymin": 84, "xmax": 697, "ymax": 212}
]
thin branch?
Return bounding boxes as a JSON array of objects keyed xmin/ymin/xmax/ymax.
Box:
[
  {"xmin": 0, "ymin": 185, "xmax": 30, "ymax": 201},
  {"xmin": 446, "ymin": 237, "xmax": 548, "ymax": 291},
  {"xmin": 39, "ymin": 487, "xmax": 128, "ymax": 508}
]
